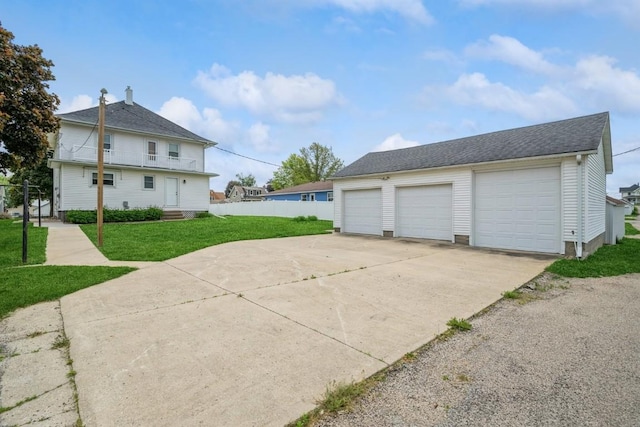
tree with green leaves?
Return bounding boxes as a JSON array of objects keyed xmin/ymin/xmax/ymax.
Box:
[
  {"xmin": 271, "ymin": 142, "xmax": 344, "ymax": 190},
  {"xmin": 0, "ymin": 23, "xmax": 60, "ymax": 174},
  {"xmin": 7, "ymin": 151, "xmax": 53, "ymax": 213},
  {"xmin": 236, "ymin": 173, "xmax": 256, "ymax": 187}
]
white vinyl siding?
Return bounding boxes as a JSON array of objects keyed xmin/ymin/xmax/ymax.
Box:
[
  {"xmin": 396, "ymin": 185, "xmax": 452, "ymax": 240},
  {"xmin": 343, "ymin": 189, "xmax": 382, "ymax": 235},
  {"xmin": 56, "ymin": 164, "xmax": 210, "ymax": 211},
  {"xmin": 333, "ymin": 167, "xmax": 470, "ymax": 237},
  {"xmin": 474, "ymin": 166, "xmax": 561, "ymax": 253},
  {"xmin": 585, "ymin": 141, "xmax": 606, "ymax": 242}
]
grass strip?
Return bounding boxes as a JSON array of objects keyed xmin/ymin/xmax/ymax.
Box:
[
  {"xmin": 0, "ymin": 266, "xmax": 135, "ymax": 318},
  {"xmin": 0, "ymin": 219, "xmax": 47, "ymax": 267},
  {"xmin": 546, "ymin": 238, "xmax": 640, "ymax": 278},
  {"xmin": 81, "ymin": 216, "xmax": 333, "ymax": 261},
  {"xmin": 625, "ymin": 222, "xmax": 639, "ymax": 235}
]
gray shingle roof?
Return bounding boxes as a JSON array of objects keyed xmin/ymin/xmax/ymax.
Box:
[
  {"xmin": 57, "ymin": 101, "xmax": 214, "ymax": 145},
  {"xmin": 265, "ymin": 181, "xmax": 333, "ymax": 195},
  {"xmin": 619, "ymin": 183, "xmax": 639, "ymax": 193},
  {"xmin": 333, "ymin": 112, "xmax": 610, "ymax": 178}
]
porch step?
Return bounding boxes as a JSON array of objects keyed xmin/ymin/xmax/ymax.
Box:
[{"xmin": 162, "ymin": 210, "xmax": 184, "ymax": 221}]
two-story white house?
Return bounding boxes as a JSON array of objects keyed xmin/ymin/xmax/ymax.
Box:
[{"xmin": 48, "ymin": 88, "xmax": 217, "ymax": 221}]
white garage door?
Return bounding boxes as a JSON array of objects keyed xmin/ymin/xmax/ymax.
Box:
[
  {"xmin": 397, "ymin": 185, "xmax": 452, "ymax": 240},
  {"xmin": 475, "ymin": 167, "xmax": 560, "ymax": 253},
  {"xmin": 343, "ymin": 189, "xmax": 382, "ymax": 235}
]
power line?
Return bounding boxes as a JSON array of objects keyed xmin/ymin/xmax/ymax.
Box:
[
  {"xmin": 613, "ymin": 145, "xmax": 640, "ymax": 157},
  {"xmin": 119, "ymin": 103, "xmax": 281, "ymax": 168},
  {"xmin": 213, "ymin": 145, "xmax": 280, "ymax": 167}
]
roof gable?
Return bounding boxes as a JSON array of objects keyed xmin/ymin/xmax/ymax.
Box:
[
  {"xmin": 58, "ymin": 101, "xmax": 214, "ymax": 145},
  {"xmin": 334, "ymin": 112, "xmax": 611, "ymax": 178}
]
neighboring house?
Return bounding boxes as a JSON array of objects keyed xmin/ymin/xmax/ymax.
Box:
[
  {"xmin": 619, "ymin": 183, "xmax": 640, "ymax": 205},
  {"xmin": 263, "ymin": 181, "xmax": 333, "ymax": 201},
  {"xmin": 332, "ymin": 112, "xmax": 613, "ymax": 258},
  {"xmin": 48, "ymin": 87, "xmax": 218, "ymax": 221},
  {"xmin": 227, "ymin": 185, "xmax": 265, "ymax": 202},
  {"xmin": 209, "ymin": 190, "xmax": 226, "ymax": 203}
]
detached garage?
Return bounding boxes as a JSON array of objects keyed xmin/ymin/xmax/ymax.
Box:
[{"xmin": 332, "ymin": 112, "xmax": 613, "ymax": 258}]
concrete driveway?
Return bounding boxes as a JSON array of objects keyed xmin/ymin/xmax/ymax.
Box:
[{"xmin": 61, "ymin": 234, "xmax": 553, "ymax": 426}]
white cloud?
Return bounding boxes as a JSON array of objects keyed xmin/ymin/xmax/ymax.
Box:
[
  {"xmin": 572, "ymin": 55, "xmax": 640, "ymax": 113},
  {"xmin": 247, "ymin": 122, "xmax": 280, "ymax": 153},
  {"xmin": 194, "ymin": 64, "xmax": 343, "ymax": 124},
  {"xmin": 425, "ymin": 72, "xmax": 576, "ymax": 121},
  {"xmin": 57, "ymin": 94, "xmax": 118, "ymax": 113},
  {"xmin": 309, "ymin": 0, "xmax": 434, "ymax": 24},
  {"xmin": 157, "ymin": 97, "xmax": 239, "ymax": 143},
  {"xmin": 372, "ymin": 133, "xmax": 420, "ymax": 151},
  {"xmin": 465, "ymin": 34, "xmax": 561, "ymax": 75},
  {"xmin": 430, "ymin": 35, "xmax": 640, "ymax": 120}
]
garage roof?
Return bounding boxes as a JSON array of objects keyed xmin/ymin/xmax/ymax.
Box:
[{"xmin": 333, "ymin": 112, "xmax": 612, "ymax": 178}]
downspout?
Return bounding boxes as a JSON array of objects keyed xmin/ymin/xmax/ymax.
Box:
[{"xmin": 576, "ymin": 154, "xmax": 583, "ymax": 259}]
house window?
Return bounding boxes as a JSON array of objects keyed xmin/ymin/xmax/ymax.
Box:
[
  {"xmin": 327, "ymin": 192, "xmax": 334, "ymax": 202},
  {"xmin": 310, "ymin": 193, "xmax": 316, "ymax": 201},
  {"xmin": 143, "ymin": 175, "xmax": 155, "ymax": 190},
  {"xmin": 91, "ymin": 172, "xmax": 115, "ymax": 186},
  {"xmin": 147, "ymin": 141, "xmax": 157, "ymax": 161},
  {"xmin": 104, "ymin": 134, "xmax": 113, "ymax": 151},
  {"xmin": 301, "ymin": 194, "xmax": 308, "ymax": 201},
  {"xmin": 168, "ymin": 143, "xmax": 179, "ymax": 159}
]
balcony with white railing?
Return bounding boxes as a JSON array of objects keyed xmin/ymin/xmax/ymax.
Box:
[{"xmin": 58, "ymin": 145, "xmax": 202, "ymax": 172}]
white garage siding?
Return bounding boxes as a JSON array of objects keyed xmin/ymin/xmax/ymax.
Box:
[
  {"xmin": 396, "ymin": 185, "xmax": 453, "ymax": 240},
  {"xmin": 342, "ymin": 189, "xmax": 382, "ymax": 235},
  {"xmin": 333, "ymin": 168, "xmax": 471, "ymax": 237},
  {"xmin": 562, "ymin": 159, "xmax": 578, "ymax": 243},
  {"xmin": 585, "ymin": 141, "xmax": 606, "ymax": 242},
  {"xmin": 474, "ymin": 166, "xmax": 561, "ymax": 253}
]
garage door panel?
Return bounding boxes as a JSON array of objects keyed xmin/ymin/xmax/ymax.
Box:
[
  {"xmin": 397, "ymin": 185, "xmax": 452, "ymax": 240},
  {"xmin": 475, "ymin": 167, "xmax": 560, "ymax": 253},
  {"xmin": 343, "ymin": 189, "xmax": 382, "ymax": 235}
]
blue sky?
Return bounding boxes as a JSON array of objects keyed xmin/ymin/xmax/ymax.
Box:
[{"xmin": 3, "ymin": 0, "xmax": 639, "ymax": 194}]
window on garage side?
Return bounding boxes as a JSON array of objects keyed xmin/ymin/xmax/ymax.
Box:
[
  {"xmin": 143, "ymin": 175, "xmax": 155, "ymax": 190},
  {"xmin": 91, "ymin": 172, "xmax": 115, "ymax": 186}
]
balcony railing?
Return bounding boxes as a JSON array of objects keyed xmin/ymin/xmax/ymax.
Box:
[{"xmin": 58, "ymin": 145, "xmax": 201, "ymax": 172}]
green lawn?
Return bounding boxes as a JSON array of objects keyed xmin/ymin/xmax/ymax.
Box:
[
  {"xmin": 546, "ymin": 238, "xmax": 640, "ymax": 278},
  {"xmin": 80, "ymin": 216, "xmax": 334, "ymax": 261},
  {"xmin": 0, "ymin": 219, "xmax": 134, "ymax": 318},
  {"xmin": 0, "ymin": 220, "xmax": 48, "ymax": 267},
  {"xmin": 0, "ymin": 266, "xmax": 135, "ymax": 318},
  {"xmin": 625, "ymin": 222, "xmax": 640, "ymax": 235}
]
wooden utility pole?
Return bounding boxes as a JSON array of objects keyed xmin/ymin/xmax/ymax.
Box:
[{"xmin": 97, "ymin": 88, "xmax": 107, "ymax": 247}]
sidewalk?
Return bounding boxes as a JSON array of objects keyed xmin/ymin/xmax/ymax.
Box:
[{"xmin": 41, "ymin": 220, "xmax": 154, "ymax": 268}]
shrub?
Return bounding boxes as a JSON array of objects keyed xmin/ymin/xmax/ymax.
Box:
[
  {"xmin": 196, "ymin": 211, "xmax": 212, "ymax": 219},
  {"xmin": 66, "ymin": 207, "xmax": 163, "ymax": 224},
  {"xmin": 293, "ymin": 216, "xmax": 307, "ymax": 222},
  {"xmin": 306, "ymin": 215, "xmax": 318, "ymax": 221}
]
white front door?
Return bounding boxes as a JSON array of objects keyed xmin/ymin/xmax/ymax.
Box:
[{"xmin": 165, "ymin": 177, "xmax": 179, "ymax": 207}]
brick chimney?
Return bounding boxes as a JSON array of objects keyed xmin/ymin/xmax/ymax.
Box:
[{"xmin": 125, "ymin": 86, "xmax": 133, "ymax": 105}]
